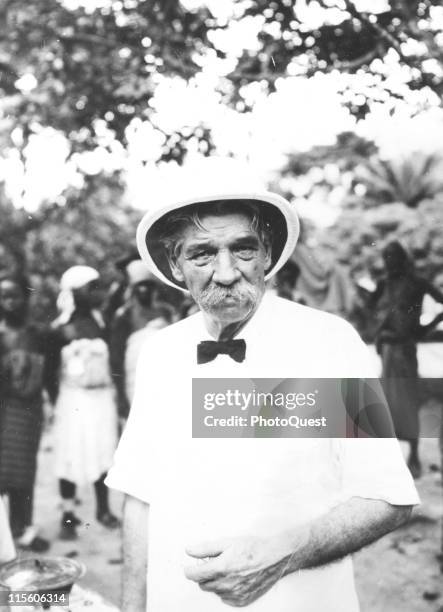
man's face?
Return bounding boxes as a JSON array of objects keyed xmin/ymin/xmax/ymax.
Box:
[{"xmin": 170, "ymin": 212, "xmax": 272, "ymax": 324}]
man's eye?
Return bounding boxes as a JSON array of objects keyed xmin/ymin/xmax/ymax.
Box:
[
  {"xmin": 234, "ymin": 247, "xmax": 256, "ymax": 259},
  {"xmin": 191, "ymin": 251, "xmax": 213, "ymax": 263}
]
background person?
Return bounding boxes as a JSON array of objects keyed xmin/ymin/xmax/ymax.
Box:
[
  {"xmin": 0, "ymin": 274, "xmax": 53, "ymax": 552},
  {"xmin": 371, "ymin": 241, "xmax": 443, "ymax": 478},
  {"xmin": 110, "ymin": 259, "xmax": 172, "ymax": 419},
  {"xmin": 51, "ymin": 265, "xmax": 120, "ymax": 540},
  {"xmin": 421, "ymin": 271, "xmax": 443, "ymax": 340},
  {"xmin": 103, "ymin": 249, "xmax": 140, "ymax": 329}
]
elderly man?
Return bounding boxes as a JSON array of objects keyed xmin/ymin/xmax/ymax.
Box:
[{"xmin": 106, "ymin": 189, "xmax": 418, "ymax": 612}]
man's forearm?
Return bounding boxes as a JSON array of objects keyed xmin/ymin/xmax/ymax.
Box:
[
  {"xmin": 184, "ymin": 498, "xmax": 412, "ymax": 608},
  {"xmin": 122, "ymin": 495, "xmax": 149, "ymax": 612},
  {"xmin": 283, "ymin": 498, "xmax": 412, "ymax": 576}
]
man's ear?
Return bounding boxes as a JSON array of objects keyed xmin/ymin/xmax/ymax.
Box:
[{"xmin": 168, "ymin": 255, "xmax": 185, "ymax": 283}]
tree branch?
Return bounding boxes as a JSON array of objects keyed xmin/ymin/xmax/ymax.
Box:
[
  {"xmin": 227, "ymin": 68, "xmax": 286, "ymax": 83},
  {"xmin": 228, "ymin": 47, "xmax": 379, "ymax": 84},
  {"xmin": 331, "ymin": 48, "xmax": 379, "ymax": 72},
  {"xmin": 340, "ymin": 0, "xmax": 443, "ymax": 101},
  {"xmin": 58, "ymin": 32, "xmax": 200, "ymax": 77},
  {"xmin": 341, "ymin": 0, "xmax": 406, "ymax": 57},
  {"xmin": 59, "ymin": 32, "xmax": 118, "ymax": 49}
]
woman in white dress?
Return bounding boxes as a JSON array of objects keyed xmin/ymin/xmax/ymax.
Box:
[{"xmin": 51, "ymin": 266, "xmax": 119, "ymax": 540}]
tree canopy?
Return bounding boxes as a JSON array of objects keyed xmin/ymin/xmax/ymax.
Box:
[
  {"xmin": 0, "ymin": 172, "xmax": 141, "ymax": 318},
  {"xmin": 0, "ymin": 0, "xmax": 215, "ymax": 159},
  {"xmin": 1, "ymin": 0, "xmax": 442, "ymax": 160},
  {"xmin": 234, "ymin": 0, "xmax": 443, "ymax": 116},
  {"xmin": 0, "ymin": 0, "xmax": 442, "ymax": 320}
]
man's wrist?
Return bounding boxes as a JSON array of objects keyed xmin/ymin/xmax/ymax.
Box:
[{"xmin": 278, "ymin": 524, "xmax": 311, "ymax": 577}]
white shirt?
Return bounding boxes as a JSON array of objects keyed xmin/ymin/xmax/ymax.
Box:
[{"xmin": 106, "ymin": 294, "xmax": 419, "ymax": 612}]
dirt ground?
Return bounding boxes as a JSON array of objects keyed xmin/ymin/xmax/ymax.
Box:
[
  {"xmin": 29, "ymin": 428, "xmax": 124, "ymax": 608},
  {"xmin": 25, "ymin": 405, "xmax": 443, "ymax": 612},
  {"xmin": 354, "ymin": 434, "xmax": 443, "ymax": 612}
]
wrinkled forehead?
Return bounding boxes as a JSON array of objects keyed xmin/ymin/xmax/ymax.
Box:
[
  {"xmin": 146, "ymin": 197, "xmax": 288, "ymax": 291},
  {"xmin": 181, "ymin": 210, "xmax": 261, "ymax": 243}
]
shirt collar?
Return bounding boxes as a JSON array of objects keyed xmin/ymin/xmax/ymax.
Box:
[{"xmin": 195, "ymin": 291, "xmax": 273, "ymax": 343}]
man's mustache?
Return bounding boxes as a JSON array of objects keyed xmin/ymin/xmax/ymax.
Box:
[{"xmin": 198, "ymin": 284, "xmax": 258, "ymax": 307}]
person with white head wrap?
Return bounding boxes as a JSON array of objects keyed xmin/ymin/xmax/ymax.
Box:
[
  {"xmin": 126, "ymin": 259, "xmax": 153, "ymax": 288},
  {"xmin": 51, "ymin": 265, "xmax": 119, "ymax": 539},
  {"xmin": 55, "ymin": 265, "xmax": 101, "ymax": 326}
]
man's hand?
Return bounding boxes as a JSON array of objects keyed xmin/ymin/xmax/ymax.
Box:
[
  {"xmin": 184, "ymin": 499, "xmax": 413, "ymax": 607},
  {"xmin": 184, "ymin": 534, "xmax": 293, "ymax": 607}
]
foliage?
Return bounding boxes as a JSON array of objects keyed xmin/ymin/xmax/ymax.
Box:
[
  {"xmin": 0, "ymin": 173, "xmax": 142, "ymax": 322},
  {"xmin": 0, "ymin": 0, "xmax": 216, "ymax": 159},
  {"xmin": 326, "ymin": 149, "xmax": 443, "ymax": 276},
  {"xmin": 282, "ymin": 131, "xmax": 377, "ymax": 177},
  {"xmin": 1, "ymin": 0, "xmax": 442, "ymax": 319},
  {"xmin": 0, "ymin": 186, "xmax": 37, "ymax": 272},
  {"xmin": 318, "ymin": 198, "xmax": 443, "ymax": 281},
  {"xmin": 0, "ymin": 0, "xmax": 442, "ymax": 160},
  {"xmin": 355, "ymin": 152, "xmax": 443, "ymax": 208},
  {"xmin": 233, "ymin": 0, "xmax": 443, "ymax": 118},
  {"xmin": 278, "ymin": 132, "xmax": 443, "ymax": 282},
  {"xmin": 276, "ymin": 131, "xmax": 377, "ymax": 204}
]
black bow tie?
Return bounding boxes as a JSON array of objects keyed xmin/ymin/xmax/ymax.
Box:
[{"xmin": 197, "ymin": 339, "xmax": 246, "ymax": 364}]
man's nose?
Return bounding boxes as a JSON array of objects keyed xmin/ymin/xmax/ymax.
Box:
[{"xmin": 212, "ymin": 251, "xmax": 241, "ymax": 286}]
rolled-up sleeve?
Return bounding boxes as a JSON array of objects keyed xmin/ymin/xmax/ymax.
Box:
[{"xmin": 341, "ymin": 438, "xmax": 420, "ymax": 506}]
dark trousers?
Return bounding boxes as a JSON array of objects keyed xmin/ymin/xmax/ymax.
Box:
[{"xmin": 59, "ymin": 473, "xmax": 109, "ymax": 516}]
